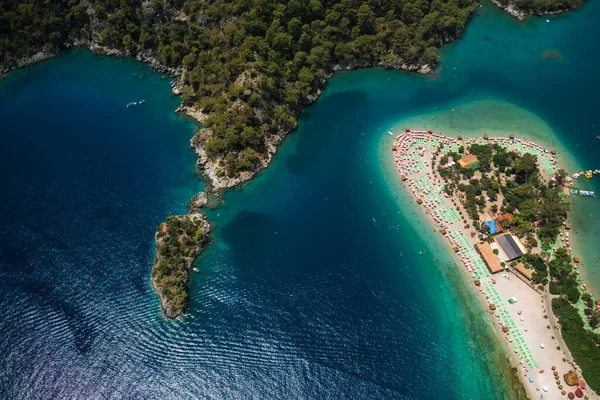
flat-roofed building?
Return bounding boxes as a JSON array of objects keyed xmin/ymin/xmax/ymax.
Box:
[
  {"xmin": 495, "ymin": 234, "xmax": 527, "ymax": 262},
  {"xmin": 497, "ymin": 213, "xmax": 513, "ymax": 224},
  {"xmin": 514, "ymin": 262, "xmax": 533, "ymax": 281},
  {"xmin": 457, "ymin": 154, "xmax": 479, "ymax": 169},
  {"xmin": 475, "ymin": 242, "xmax": 504, "ymax": 274}
]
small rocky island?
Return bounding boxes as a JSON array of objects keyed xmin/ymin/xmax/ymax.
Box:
[{"xmin": 151, "ymin": 195, "xmax": 211, "ymax": 318}]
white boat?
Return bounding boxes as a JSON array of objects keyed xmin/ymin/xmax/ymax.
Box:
[
  {"xmin": 387, "ymin": 131, "xmax": 393, "ymax": 136},
  {"xmin": 546, "ymin": 19, "xmax": 550, "ymax": 23}
]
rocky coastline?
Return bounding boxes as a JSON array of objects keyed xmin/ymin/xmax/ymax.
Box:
[
  {"xmin": 1, "ymin": 30, "xmax": 441, "ymax": 320},
  {"xmin": 2, "ymin": 43, "xmax": 435, "ymax": 318},
  {"xmin": 5, "ymin": 43, "xmax": 437, "ymax": 319},
  {"xmin": 490, "ymin": 0, "xmax": 579, "ymax": 20},
  {"xmin": 1, "ymin": 39, "xmax": 181, "ymax": 79},
  {"xmin": 181, "ymin": 60, "xmax": 433, "ymax": 192}
]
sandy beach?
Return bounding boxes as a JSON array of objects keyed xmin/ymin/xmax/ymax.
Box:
[
  {"xmin": 388, "ymin": 99, "xmax": 600, "ymax": 330},
  {"xmin": 391, "ymin": 130, "xmax": 595, "ymax": 400}
]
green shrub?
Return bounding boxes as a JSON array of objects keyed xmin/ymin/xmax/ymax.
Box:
[{"xmin": 552, "ymin": 298, "xmax": 600, "ymax": 392}]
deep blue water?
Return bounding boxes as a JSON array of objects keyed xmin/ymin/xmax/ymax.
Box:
[{"xmin": 1, "ymin": 1, "xmax": 600, "ymax": 399}]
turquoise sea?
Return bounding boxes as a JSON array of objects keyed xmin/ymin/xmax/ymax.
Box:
[{"xmin": 1, "ymin": 0, "xmax": 600, "ymax": 398}]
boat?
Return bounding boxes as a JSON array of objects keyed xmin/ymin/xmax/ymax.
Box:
[
  {"xmin": 585, "ymin": 171, "xmax": 593, "ymax": 179},
  {"xmin": 546, "ymin": 19, "xmax": 550, "ymax": 23},
  {"xmin": 193, "ymin": 267, "xmax": 199, "ymax": 272},
  {"xmin": 387, "ymin": 131, "xmax": 393, "ymax": 136},
  {"xmin": 127, "ymin": 100, "xmax": 145, "ymax": 108}
]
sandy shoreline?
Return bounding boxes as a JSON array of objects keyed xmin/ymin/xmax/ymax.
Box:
[
  {"xmin": 389, "ymin": 129, "xmax": 593, "ymax": 399},
  {"xmin": 388, "ymin": 99, "xmax": 600, "ymax": 326}
]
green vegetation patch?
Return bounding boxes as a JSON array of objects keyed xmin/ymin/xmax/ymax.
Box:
[
  {"xmin": 438, "ymin": 143, "xmax": 568, "ymax": 239},
  {"xmin": 2, "ymin": 0, "xmax": 479, "ymax": 177},
  {"xmin": 552, "ymin": 298, "xmax": 600, "ymax": 392},
  {"xmin": 153, "ymin": 215, "xmax": 207, "ymax": 313}
]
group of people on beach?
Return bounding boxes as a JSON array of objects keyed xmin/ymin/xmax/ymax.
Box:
[{"xmin": 392, "ymin": 130, "xmax": 573, "ymax": 389}]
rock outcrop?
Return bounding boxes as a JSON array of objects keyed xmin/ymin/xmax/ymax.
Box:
[
  {"xmin": 490, "ymin": 0, "xmax": 578, "ymax": 20},
  {"xmin": 189, "ymin": 192, "xmax": 208, "ymax": 211}
]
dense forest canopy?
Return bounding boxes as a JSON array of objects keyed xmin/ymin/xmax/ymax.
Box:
[{"xmin": 1, "ymin": 0, "xmax": 478, "ymax": 177}]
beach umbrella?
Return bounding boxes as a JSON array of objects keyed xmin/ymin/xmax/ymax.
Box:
[
  {"xmin": 575, "ymin": 389, "xmax": 583, "ymax": 398},
  {"xmin": 578, "ymin": 380, "xmax": 586, "ymax": 389},
  {"xmin": 568, "ymin": 393, "xmax": 575, "ymax": 399},
  {"xmin": 529, "ymin": 377, "xmax": 534, "ymax": 383},
  {"xmin": 543, "ymin": 386, "xmax": 548, "ymax": 392}
]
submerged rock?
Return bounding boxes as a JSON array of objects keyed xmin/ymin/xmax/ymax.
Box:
[{"xmin": 542, "ymin": 50, "xmax": 563, "ymax": 60}]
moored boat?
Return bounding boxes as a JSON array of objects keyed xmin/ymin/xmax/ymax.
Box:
[{"xmin": 126, "ymin": 101, "xmax": 137, "ymax": 108}]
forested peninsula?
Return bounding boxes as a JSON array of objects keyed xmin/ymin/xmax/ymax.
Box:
[
  {"xmin": 0, "ymin": 0, "xmax": 580, "ymax": 318},
  {"xmin": 1, "ymin": 0, "xmax": 481, "ymax": 317},
  {"xmin": 2, "ymin": 0, "xmax": 480, "ymax": 188}
]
